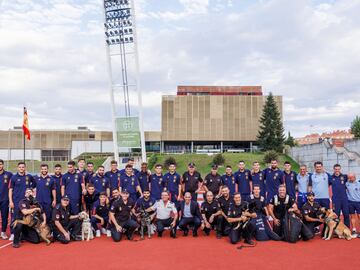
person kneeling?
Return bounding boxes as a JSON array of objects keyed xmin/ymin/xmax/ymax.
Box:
[
  {"xmin": 12, "ymin": 189, "xmax": 44, "ymax": 248},
  {"xmin": 109, "ymin": 189, "xmax": 139, "ymax": 242},
  {"xmin": 91, "ymin": 192, "xmax": 110, "ymax": 237},
  {"xmin": 227, "ymin": 193, "xmax": 256, "ymax": 245},
  {"xmin": 52, "ymin": 195, "xmax": 82, "ymax": 244},
  {"xmin": 201, "ymin": 191, "xmax": 222, "ymax": 238},
  {"xmin": 178, "ymin": 192, "xmax": 202, "ymax": 237}
]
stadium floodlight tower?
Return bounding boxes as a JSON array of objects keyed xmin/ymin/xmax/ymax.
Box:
[{"xmin": 102, "ymin": 0, "xmax": 146, "ymax": 163}]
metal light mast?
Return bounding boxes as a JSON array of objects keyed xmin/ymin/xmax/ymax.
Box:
[{"xmin": 102, "ymin": 0, "xmax": 146, "ymax": 163}]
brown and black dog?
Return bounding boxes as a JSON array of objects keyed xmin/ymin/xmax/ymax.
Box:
[
  {"xmin": 322, "ymin": 209, "xmax": 353, "ymax": 241},
  {"xmin": 13, "ymin": 214, "xmax": 52, "ymax": 245}
]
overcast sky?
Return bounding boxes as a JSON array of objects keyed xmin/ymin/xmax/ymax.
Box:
[{"xmin": 0, "ymin": 0, "xmax": 359, "ymax": 137}]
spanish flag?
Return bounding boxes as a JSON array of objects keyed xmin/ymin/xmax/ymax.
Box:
[{"xmin": 22, "ymin": 107, "xmax": 30, "ymax": 140}]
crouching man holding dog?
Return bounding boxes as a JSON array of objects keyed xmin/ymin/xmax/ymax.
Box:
[
  {"xmin": 12, "ymin": 188, "xmax": 45, "ymax": 248},
  {"xmin": 52, "ymin": 195, "xmax": 82, "ymax": 244}
]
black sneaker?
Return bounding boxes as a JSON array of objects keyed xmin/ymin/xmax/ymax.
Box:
[
  {"xmin": 127, "ymin": 233, "xmax": 134, "ymax": 241},
  {"xmin": 204, "ymin": 231, "xmax": 210, "ymax": 236},
  {"xmin": 183, "ymin": 230, "xmax": 188, "ymax": 237},
  {"xmin": 157, "ymin": 232, "xmax": 163, "ymax": 238},
  {"xmin": 12, "ymin": 243, "xmax": 20, "ymax": 248},
  {"xmin": 170, "ymin": 230, "xmax": 176, "ymax": 238},
  {"xmin": 244, "ymin": 239, "xmax": 255, "ymax": 245},
  {"xmin": 193, "ymin": 231, "xmax": 198, "ymax": 237},
  {"xmin": 216, "ymin": 234, "xmax": 222, "ymax": 239}
]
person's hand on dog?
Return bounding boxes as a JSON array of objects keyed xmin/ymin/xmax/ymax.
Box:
[{"xmin": 318, "ymin": 218, "xmax": 324, "ymax": 223}]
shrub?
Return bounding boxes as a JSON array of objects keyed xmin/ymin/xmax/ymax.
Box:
[
  {"xmin": 164, "ymin": 156, "xmax": 177, "ymax": 168},
  {"xmin": 263, "ymin": 150, "xmax": 279, "ymax": 164},
  {"xmin": 147, "ymin": 153, "xmax": 158, "ymax": 169},
  {"xmin": 212, "ymin": 153, "xmax": 225, "ymax": 166}
]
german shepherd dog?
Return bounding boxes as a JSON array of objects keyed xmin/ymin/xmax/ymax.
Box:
[
  {"xmin": 322, "ymin": 209, "xmax": 353, "ymax": 241},
  {"xmin": 139, "ymin": 207, "xmax": 152, "ymax": 239},
  {"xmin": 12, "ymin": 204, "xmax": 52, "ymax": 245}
]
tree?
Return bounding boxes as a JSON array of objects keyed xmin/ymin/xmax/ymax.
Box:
[
  {"xmin": 256, "ymin": 92, "xmax": 285, "ymax": 152},
  {"xmin": 351, "ymin": 116, "xmax": 360, "ymax": 138},
  {"xmin": 212, "ymin": 153, "xmax": 225, "ymax": 166},
  {"xmin": 284, "ymin": 131, "xmax": 296, "ymax": 147}
]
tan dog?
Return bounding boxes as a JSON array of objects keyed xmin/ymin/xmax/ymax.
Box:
[
  {"xmin": 322, "ymin": 209, "xmax": 353, "ymax": 241},
  {"xmin": 13, "ymin": 214, "xmax": 52, "ymax": 245}
]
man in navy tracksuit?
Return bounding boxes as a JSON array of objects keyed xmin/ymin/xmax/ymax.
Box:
[
  {"xmin": 52, "ymin": 164, "xmax": 63, "ymax": 204},
  {"xmin": 283, "ymin": 161, "xmax": 297, "ymax": 200},
  {"xmin": 120, "ymin": 165, "xmax": 142, "ymax": 202},
  {"xmin": 137, "ymin": 162, "xmax": 150, "ymax": 194},
  {"xmin": 150, "ymin": 164, "xmax": 165, "ymax": 201},
  {"xmin": 330, "ymin": 164, "xmax": 350, "ymax": 227},
  {"xmin": 251, "ymin": 161, "xmax": 266, "ymax": 197},
  {"xmin": 61, "ymin": 161, "xmax": 86, "ymax": 214},
  {"xmin": 178, "ymin": 192, "xmax": 203, "ymax": 237},
  {"xmin": 33, "ymin": 164, "xmax": 56, "ymax": 222},
  {"xmin": 89, "ymin": 166, "xmax": 110, "ymax": 197},
  {"xmin": 0, "ymin": 159, "xmax": 12, "ymax": 239},
  {"xmin": 105, "ymin": 160, "xmax": 121, "ymax": 193},
  {"xmin": 221, "ymin": 166, "xmax": 237, "ymax": 196},
  {"xmin": 263, "ymin": 159, "xmax": 284, "ymax": 204},
  {"xmin": 8, "ymin": 162, "xmax": 34, "ymax": 240},
  {"xmin": 235, "ymin": 161, "xmax": 252, "ymax": 199}
]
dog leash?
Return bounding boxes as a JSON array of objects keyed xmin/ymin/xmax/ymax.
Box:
[{"xmin": 237, "ymin": 241, "xmax": 257, "ymax": 250}]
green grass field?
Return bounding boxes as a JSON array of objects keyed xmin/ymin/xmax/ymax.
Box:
[{"xmin": 148, "ymin": 152, "xmax": 299, "ymax": 175}]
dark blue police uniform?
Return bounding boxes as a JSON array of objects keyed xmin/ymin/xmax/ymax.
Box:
[
  {"xmin": 0, "ymin": 170, "xmax": 12, "ymax": 233},
  {"xmin": 221, "ymin": 173, "xmax": 237, "ymax": 196}
]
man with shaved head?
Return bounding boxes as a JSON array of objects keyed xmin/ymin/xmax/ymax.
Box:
[{"xmin": 346, "ymin": 173, "xmax": 360, "ymax": 237}]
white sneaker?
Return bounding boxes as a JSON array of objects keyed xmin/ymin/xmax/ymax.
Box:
[
  {"xmin": 9, "ymin": 234, "xmax": 14, "ymax": 241},
  {"xmin": 351, "ymin": 231, "xmax": 358, "ymax": 238},
  {"xmin": 101, "ymin": 228, "xmax": 107, "ymax": 235},
  {"xmin": 106, "ymin": 230, "xmax": 111, "ymax": 237},
  {"xmin": 1, "ymin": 232, "xmax": 8, "ymax": 240},
  {"xmin": 96, "ymin": 230, "xmax": 101, "ymax": 237}
]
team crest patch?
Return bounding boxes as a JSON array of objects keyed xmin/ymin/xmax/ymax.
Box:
[
  {"xmin": 22, "ymin": 204, "xmax": 26, "ymax": 207},
  {"xmin": 119, "ymin": 207, "xmax": 122, "ymax": 211},
  {"xmin": 56, "ymin": 214, "xmax": 60, "ymax": 219}
]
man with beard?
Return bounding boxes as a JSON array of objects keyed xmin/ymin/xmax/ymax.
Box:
[
  {"xmin": 221, "ymin": 166, "xmax": 237, "ymax": 196},
  {"xmin": 120, "ymin": 165, "xmax": 142, "ymax": 202},
  {"xmin": 235, "ymin": 161, "xmax": 252, "ymax": 200},
  {"xmin": 105, "ymin": 160, "xmax": 121, "ymax": 193},
  {"xmin": 296, "ymin": 165, "xmax": 312, "ymax": 210},
  {"xmin": 263, "ymin": 159, "xmax": 284, "ymax": 204},
  {"xmin": 52, "ymin": 164, "xmax": 63, "ymax": 205},
  {"xmin": 227, "ymin": 193, "xmax": 256, "ymax": 245},
  {"xmin": 89, "ymin": 166, "xmax": 110, "ymax": 197},
  {"xmin": 283, "ymin": 161, "xmax": 297, "ymax": 200},
  {"xmin": 302, "ymin": 192, "xmax": 324, "ymax": 234},
  {"xmin": 217, "ymin": 186, "xmax": 233, "ymax": 237},
  {"xmin": 201, "ymin": 191, "xmax": 222, "ymax": 238},
  {"xmin": 12, "ymin": 188, "xmax": 45, "ymax": 248}
]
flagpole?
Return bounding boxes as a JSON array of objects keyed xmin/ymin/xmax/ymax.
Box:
[{"xmin": 23, "ymin": 106, "xmax": 26, "ymax": 163}]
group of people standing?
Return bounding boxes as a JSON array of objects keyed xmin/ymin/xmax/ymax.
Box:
[{"xmin": 0, "ymin": 157, "xmax": 359, "ymax": 248}]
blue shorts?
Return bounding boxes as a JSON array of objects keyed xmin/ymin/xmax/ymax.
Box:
[{"xmin": 348, "ymin": 201, "xmax": 360, "ymax": 214}]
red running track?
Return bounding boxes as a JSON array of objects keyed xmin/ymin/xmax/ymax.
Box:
[{"xmin": 0, "ymin": 232, "xmax": 359, "ymax": 270}]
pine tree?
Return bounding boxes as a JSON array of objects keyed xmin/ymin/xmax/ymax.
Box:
[
  {"xmin": 351, "ymin": 115, "xmax": 360, "ymax": 138},
  {"xmin": 285, "ymin": 131, "xmax": 296, "ymax": 147},
  {"xmin": 256, "ymin": 92, "xmax": 285, "ymax": 152}
]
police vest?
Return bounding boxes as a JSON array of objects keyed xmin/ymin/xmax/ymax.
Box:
[
  {"xmin": 273, "ymin": 195, "xmax": 289, "ymax": 206},
  {"xmin": 250, "ymin": 194, "xmax": 264, "ymax": 202}
]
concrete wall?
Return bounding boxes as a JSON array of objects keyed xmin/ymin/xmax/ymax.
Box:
[
  {"xmin": 289, "ymin": 139, "xmax": 360, "ymax": 176},
  {"xmin": 0, "ymin": 149, "xmax": 41, "ymax": 161}
]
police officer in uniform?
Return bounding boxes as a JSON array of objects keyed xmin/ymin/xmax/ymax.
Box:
[
  {"xmin": 204, "ymin": 165, "xmax": 222, "ymax": 197},
  {"xmin": 217, "ymin": 186, "xmax": 233, "ymax": 237},
  {"xmin": 221, "ymin": 166, "xmax": 237, "ymax": 196},
  {"xmin": 268, "ymin": 185, "xmax": 298, "ymax": 237},
  {"xmin": 227, "ymin": 192, "xmax": 256, "ymax": 245},
  {"xmin": 120, "ymin": 165, "xmax": 142, "ymax": 202},
  {"xmin": 330, "ymin": 164, "xmax": 350, "ymax": 227},
  {"xmin": 181, "ymin": 163, "xmax": 202, "ymax": 201},
  {"xmin": 201, "ymin": 191, "xmax": 222, "ymax": 237},
  {"xmin": 109, "ymin": 189, "xmax": 139, "ymax": 242},
  {"xmin": 0, "ymin": 159, "xmax": 12, "ymax": 239},
  {"xmin": 302, "ymin": 192, "xmax": 324, "ymax": 233},
  {"xmin": 52, "ymin": 195, "xmax": 82, "ymax": 244},
  {"xmin": 105, "ymin": 160, "xmax": 121, "ymax": 193},
  {"xmin": 33, "ymin": 164, "xmax": 56, "ymax": 222},
  {"xmin": 12, "ymin": 188, "xmax": 44, "ymax": 248}
]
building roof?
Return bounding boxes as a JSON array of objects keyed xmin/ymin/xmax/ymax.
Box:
[{"xmin": 177, "ymin": 85, "xmax": 262, "ymax": 96}]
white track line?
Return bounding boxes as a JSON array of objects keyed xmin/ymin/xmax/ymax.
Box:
[{"xmin": 0, "ymin": 242, "xmax": 12, "ymax": 249}]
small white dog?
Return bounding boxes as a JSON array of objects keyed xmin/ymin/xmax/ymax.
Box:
[{"xmin": 79, "ymin": 211, "xmax": 94, "ymax": 241}]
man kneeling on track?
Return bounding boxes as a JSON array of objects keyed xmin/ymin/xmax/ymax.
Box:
[
  {"xmin": 52, "ymin": 195, "xmax": 82, "ymax": 244},
  {"xmin": 91, "ymin": 192, "xmax": 111, "ymax": 237},
  {"xmin": 302, "ymin": 192, "xmax": 324, "ymax": 234},
  {"xmin": 12, "ymin": 188, "xmax": 45, "ymax": 248},
  {"xmin": 109, "ymin": 189, "xmax": 139, "ymax": 242},
  {"xmin": 227, "ymin": 192, "xmax": 256, "ymax": 245},
  {"xmin": 201, "ymin": 191, "xmax": 222, "ymax": 238}
]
